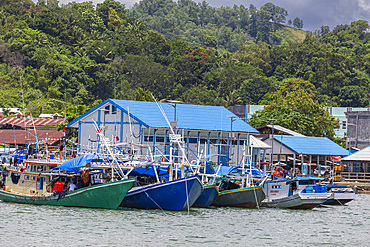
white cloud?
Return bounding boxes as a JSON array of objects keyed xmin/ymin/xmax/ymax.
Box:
[{"xmin": 359, "ymin": 0, "xmax": 370, "ymax": 12}]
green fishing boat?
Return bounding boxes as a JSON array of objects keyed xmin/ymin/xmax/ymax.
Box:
[{"xmin": 0, "ymin": 155, "xmax": 135, "ymax": 209}]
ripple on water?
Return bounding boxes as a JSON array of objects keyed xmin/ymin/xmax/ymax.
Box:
[{"xmin": 0, "ymin": 194, "xmax": 369, "ymax": 246}]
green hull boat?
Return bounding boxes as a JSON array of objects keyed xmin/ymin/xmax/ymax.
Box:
[{"xmin": 0, "ymin": 178, "xmax": 135, "ymax": 209}]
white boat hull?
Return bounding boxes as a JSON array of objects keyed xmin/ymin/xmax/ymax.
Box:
[
  {"xmin": 324, "ymin": 191, "xmax": 355, "ymax": 205},
  {"xmin": 262, "ymin": 192, "xmax": 331, "ymax": 209}
]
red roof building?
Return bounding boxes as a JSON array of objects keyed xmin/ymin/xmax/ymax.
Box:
[{"xmin": 0, "ymin": 117, "xmax": 65, "ymax": 146}]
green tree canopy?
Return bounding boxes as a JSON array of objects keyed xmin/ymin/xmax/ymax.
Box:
[{"xmin": 249, "ymin": 79, "xmax": 339, "ymax": 139}]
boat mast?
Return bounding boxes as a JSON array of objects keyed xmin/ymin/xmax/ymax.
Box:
[{"xmin": 20, "ymin": 75, "xmax": 27, "ymax": 150}]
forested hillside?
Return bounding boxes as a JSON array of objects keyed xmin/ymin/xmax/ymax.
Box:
[
  {"xmin": 0, "ymin": 0, "xmax": 370, "ymax": 127},
  {"xmin": 128, "ymin": 0, "xmax": 306, "ymax": 51}
]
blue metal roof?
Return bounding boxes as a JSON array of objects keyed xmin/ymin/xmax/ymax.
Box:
[
  {"xmin": 68, "ymin": 99, "xmax": 258, "ymax": 133},
  {"xmin": 273, "ymin": 135, "xmax": 348, "ymax": 156}
]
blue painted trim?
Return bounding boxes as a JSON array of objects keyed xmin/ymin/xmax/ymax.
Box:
[
  {"xmin": 67, "ymin": 99, "xmax": 109, "ymax": 127},
  {"xmin": 79, "ymin": 121, "xmax": 141, "ymax": 125},
  {"xmin": 164, "ymin": 129, "xmax": 168, "ymax": 156},
  {"xmin": 97, "ymin": 109, "xmax": 101, "ymax": 128},
  {"xmin": 97, "ymin": 110, "xmax": 101, "ymax": 152},
  {"xmin": 207, "ymin": 132, "xmax": 210, "ymax": 156},
  {"xmin": 67, "ymin": 99, "xmax": 150, "ymax": 128},
  {"xmin": 140, "ymin": 124, "xmax": 144, "ymax": 155},
  {"xmin": 120, "ymin": 110, "xmax": 123, "ymax": 142},
  {"xmin": 78, "ymin": 121, "xmax": 81, "ymax": 153},
  {"xmin": 186, "ymin": 131, "xmax": 190, "ymax": 160},
  {"xmin": 153, "ymin": 129, "xmax": 157, "ymax": 157},
  {"xmin": 237, "ymin": 133, "xmax": 240, "ymax": 166}
]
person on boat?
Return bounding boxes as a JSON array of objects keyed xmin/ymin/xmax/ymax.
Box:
[
  {"xmin": 105, "ymin": 173, "xmax": 111, "ymax": 182},
  {"xmin": 63, "ymin": 182, "xmax": 69, "ymax": 191},
  {"xmin": 324, "ymin": 168, "xmax": 331, "ymax": 181},
  {"xmin": 69, "ymin": 182, "xmax": 76, "ymax": 191},
  {"xmin": 59, "ymin": 144, "xmax": 64, "ymax": 160}
]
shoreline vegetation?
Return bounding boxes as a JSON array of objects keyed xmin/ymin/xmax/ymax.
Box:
[{"xmin": 0, "ymin": 0, "xmax": 369, "ymax": 146}]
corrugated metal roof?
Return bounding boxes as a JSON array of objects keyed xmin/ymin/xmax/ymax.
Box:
[
  {"xmin": 256, "ymin": 125, "xmax": 305, "ymax": 136},
  {"xmin": 0, "ymin": 129, "xmax": 63, "ymax": 145},
  {"xmin": 341, "ymin": 146, "xmax": 370, "ymax": 162},
  {"xmin": 250, "ymin": 135, "xmax": 271, "ymax": 149},
  {"xmin": 68, "ymin": 99, "xmax": 258, "ymax": 133},
  {"xmin": 273, "ymin": 135, "xmax": 348, "ymax": 156},
  {"xmin": 0, "ymin": 118, "xmax": 64, "ymax": 128}
]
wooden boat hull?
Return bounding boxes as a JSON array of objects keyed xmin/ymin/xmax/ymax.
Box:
[
  {"xmin": 0, "ymin": 179, "xmax": 135, "ymax": 209},
  {"xmin": 192, "ymin": 184, "xmax": 219, "ymax": 208},
  {"xmin": 211, "ymin": 186, "xmax": 265, "ymax": 208},
  {"xmin": 262, "ymin": 192, "xmax": 331, "ymax": 209},
  {"xmin": 120, "ymin": 175, "xmax": 203, "ymax": 211}
]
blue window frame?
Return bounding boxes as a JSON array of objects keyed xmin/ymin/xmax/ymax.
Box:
[
  {"xmin": 189, "ymin": 138, "xmax": 197, "ymax": 144},
  {"xmin": 144, "ymin": 136, "xmax": 154, "ymax": 142},
  {"xmin": 112, "ymin": 105, "xmax": 117, "ymax": 114},
  {"xmin": 156, "ymin": 136, "xmax": 164, "ymax": 142},
  {"xmin": 104, "ymin": 105, "xmax": 110, "ymax": 114}
]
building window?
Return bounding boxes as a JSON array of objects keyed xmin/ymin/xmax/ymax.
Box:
[
  {"xmin": 210, "ymin": 139, "xmax": 217, "ymax": 144},
  {"xmin": 112, "ymin": 105, "xmax": 117, "ymax": 114},
  {"xmin": 25, "ymin": 175, "xmax": 30, "ymax": 180},
  {"xmin": 144, "ymin": 136, "xmax": 154, "ymax": 142},
  {"xmin": 156, "ymin": 136, "xmax": 164, "ymax": 143},
  {"xmin": 342, "ymin": 121, "xmax": 346, "ymax": 129},
  {"xmin": 200, "ymin": 139, "xmax": 207, "ymax": 144},
  {"xmin": 104, "ymin": 105, "xmax": 110, "ymax": 114},
  {"xmin": 189, "ymin": 138, "xmax": 197, "ymax": 143},
  {"xmin": 220, "ymin": 139, "xmax": 227, "ymax": 144}
]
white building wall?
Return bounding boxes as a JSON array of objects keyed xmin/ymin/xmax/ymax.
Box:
[{"xmin": 76, "ymin": 103, "xmax": 257, "ymax": 165}]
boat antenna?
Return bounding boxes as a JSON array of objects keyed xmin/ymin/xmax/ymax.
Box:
[{"xmin": 20, "ymin": 75, "xmax": 27, "ymax": 147}]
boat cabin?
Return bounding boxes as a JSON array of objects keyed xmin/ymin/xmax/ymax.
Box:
[{"xmin": 263, "ymin": 177, "xmax": 326, "ymax": 200}]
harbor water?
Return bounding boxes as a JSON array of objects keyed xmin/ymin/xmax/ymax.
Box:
[{"xmin": 1, "ymin": 194, "xmax": 368, "ymax": 246}]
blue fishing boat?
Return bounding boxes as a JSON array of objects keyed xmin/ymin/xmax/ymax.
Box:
[
  {"xmin": 120, "ymin": 174, "xmax": 203, "ymax": 211},
  {"xmin": 192, "ymin": 183, "xmax": 219, "ymax": 207}
]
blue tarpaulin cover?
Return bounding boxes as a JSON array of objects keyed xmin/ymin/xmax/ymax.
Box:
[
  {"xmin": 53, "ymin": 154, "xmax": 104, "ymax": 173},
  {"xmin": 214, "ymin": 166, "xmax": 239, "ymax": 176},
  {"xmin": 127, "ymin": 166, "xmax": 170, "ymax": 177},
  {"xmin": 214, "ymin": 165, "xmax": 269, "ymax": 176}
]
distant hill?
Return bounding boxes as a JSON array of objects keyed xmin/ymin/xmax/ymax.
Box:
[{"xmin": 128, "ymin": 0, "xmax": 306, "ymax": 51}]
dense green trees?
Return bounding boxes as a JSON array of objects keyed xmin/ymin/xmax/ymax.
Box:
[
  {"xmin": 1, "ymin": 0, "xmax": 370, "ymax": 142},
  {"xmin": 249, "ymin": 79, "xmax": 338, "ymax": 138},
  {"xmin": 128, "ymin": 0, "xmax": 290, "ymax": 50}
]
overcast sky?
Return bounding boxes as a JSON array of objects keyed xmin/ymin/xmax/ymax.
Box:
[{"xmin": 54, "ymin": 0, "xmax": 370, "ymax": 31}]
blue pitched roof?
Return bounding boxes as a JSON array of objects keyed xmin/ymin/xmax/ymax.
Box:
[
  {"xmin": 273, "ymin": 135, "xmax": 348, "ymax": 156},
  {"xmin": 68, "ymin": 99, "xmax": 258, "ymax": 133}
]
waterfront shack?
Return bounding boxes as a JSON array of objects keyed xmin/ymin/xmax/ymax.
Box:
[
  {"xmin": 262, "ymin": 135, "xmax": 348, "ymax": 175},
  {"xmin": 340, "ymin": 146, "xmax": 370, "ymax": 181}
]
